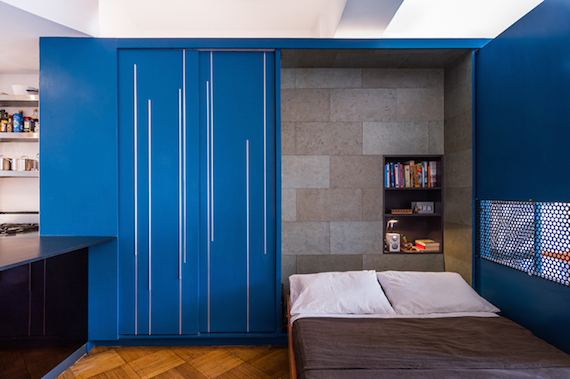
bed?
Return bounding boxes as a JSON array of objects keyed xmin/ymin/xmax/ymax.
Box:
[{"xmin": 287, "ymin": 270, "xmax": 570, "ymax": 379}]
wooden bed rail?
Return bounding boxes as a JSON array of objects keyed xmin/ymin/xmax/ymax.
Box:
[{"xmin": 287, "ymin": 295, "xmax": 297, "ymax": 379}]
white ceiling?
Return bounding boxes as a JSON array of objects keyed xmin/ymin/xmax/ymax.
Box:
[{"xmin": 0, "ymin": 0, "xmax": 544, "ymax": 74}]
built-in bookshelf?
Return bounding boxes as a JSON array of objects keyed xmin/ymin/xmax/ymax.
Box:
[{"xmin": 383, "ymin": 155, "xmax": 443, "ymax": 254}]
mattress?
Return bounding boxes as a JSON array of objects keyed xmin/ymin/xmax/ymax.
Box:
[{"xmin": 292, "ymin": 316, "xmax": 570, "ymax": 379}]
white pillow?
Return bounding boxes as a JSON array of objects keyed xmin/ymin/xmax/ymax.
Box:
[
  {"xmin": 376, "ymin": 271, "xmax": 500, "ymax": 315},
  {"xmin": 289, "ymin": 270, "xmax": 395, "ymax": 315}
]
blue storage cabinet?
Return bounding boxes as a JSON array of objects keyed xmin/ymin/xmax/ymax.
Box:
[{"xmin": 118, "ymin": 49, "xmax": 277, "ymax": 337}]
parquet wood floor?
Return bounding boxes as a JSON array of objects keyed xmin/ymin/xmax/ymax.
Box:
[{"xmin": 57, "ymin": 345, "xmax": 289, "ymax": 379}]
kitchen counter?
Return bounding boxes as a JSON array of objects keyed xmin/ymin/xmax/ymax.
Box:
[{"xmin": 0, "ymin": 232, "xmax": 116, "ymax": 272}]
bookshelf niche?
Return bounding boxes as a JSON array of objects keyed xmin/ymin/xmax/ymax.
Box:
[{"xmin": 383, "ymin": 155, "xmax": 443, "ymax": 254}]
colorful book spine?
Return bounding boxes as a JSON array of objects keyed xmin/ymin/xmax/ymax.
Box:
[
  {"xmin": 390, "ymin": 162, "xmax": 395, "ymax": 188},
  {"xmin": 429, "ymin": 161, "xmax": 437, "ymax": 187},
  {"xmin": 404, "ymin": 164, "xmax": 411, "ymax": 188}
]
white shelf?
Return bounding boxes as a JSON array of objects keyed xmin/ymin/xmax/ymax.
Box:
[
  {"xmin": 0, "ymin": 94, "xmax": 39, "ymax": 106},
  {"xmin": 0, "ymin": 132, "xmax": 39, "ymax": 142},
  {"xmin": 0, "ymin": 171, "xmax": 39, "ymax": 178}
]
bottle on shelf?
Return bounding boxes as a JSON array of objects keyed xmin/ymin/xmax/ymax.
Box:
[
  {"xmin": 13, "ymin": 110, "xmax": 23, "ymax": 133},
  {"xmin": 31, "ymin": 108, "xmax": 39, "ymax": 133}
]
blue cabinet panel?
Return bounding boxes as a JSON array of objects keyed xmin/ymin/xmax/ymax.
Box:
[
  {"xmin": 119, "ymin": 49, "xmax": 199, "ymax": 336},
  {"xmin": 475, "ymin": 0, "xmax": 570, "ymax": 353},
  {"xmin": 119, "ymin": 49, "xmax": 276, "ymax": 337},
  {"xmin": 199, "ymin": 52, "xmax": 276, "ymax": 333}
]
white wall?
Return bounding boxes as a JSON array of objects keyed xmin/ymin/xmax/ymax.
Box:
[{"xmin": 0, "ymin": 73, "xmax": 39, "ymax": 95}]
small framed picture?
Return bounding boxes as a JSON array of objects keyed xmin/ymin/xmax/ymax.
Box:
[{"xmin": 412, "ymin": 201, "xmax": 434, "ymax": 214}]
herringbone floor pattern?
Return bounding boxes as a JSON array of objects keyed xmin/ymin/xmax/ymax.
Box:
[{"xmin": 57, "ymin": 345, "xmax": 290, "ymax": 379}]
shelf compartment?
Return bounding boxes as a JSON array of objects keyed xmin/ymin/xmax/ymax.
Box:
[
  {"xmin": 0, "ymin": 132, "xmax": 39, "ymax": 142},
  {"xmin": 0, "ymin": 171, "xmax": 39, "ymax": 178}
]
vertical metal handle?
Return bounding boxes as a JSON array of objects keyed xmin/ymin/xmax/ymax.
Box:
[
  {"xmin": 178, "ymin": 88, "xmax": 183, "ymax": 281},
  {"xmin": 246, "ymin": 139, "xmax": 250, "ymax": 333},
  {"xmin": 148, "ymin": 98, "xmax": 152, "ymax": 335},
  {"xmin": 148, "ymin": 98, "xmax": 152, "ymax": 293},
  {"xmin": 206, "ymin": 80, "xmax": 211, "ymax": 333},
  {"xmin": 133, "ymin": 64, "xmax": 139, "ymax": 335},
  {"xmin": 210, "ymin": 52, "xmax": 214, "ymax": 242},
  {"xmin": 263, "ymin": 52, "xmax": 267, "ymax": 255},
  {"xmin": 183, "ymin": 51, "xmax": 187, "ymax": 265}
]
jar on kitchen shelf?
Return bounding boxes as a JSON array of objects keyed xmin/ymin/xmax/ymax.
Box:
[
  {"xmin": 13, "ymin": 110, "xmax": 23, "ymax": 133},
  {"xmin": 23, "ymin": 117, "xmax": 31, "ymax": 132}
]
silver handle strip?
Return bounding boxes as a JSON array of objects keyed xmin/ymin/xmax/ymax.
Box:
[
  {"xmin": 148, "ymin": 99, "xmax": 152, "ymax": 293},
  {"xmin": 43, "ymin": 260, "xmax": 46, "ymax": 336},
  {"xmin": 178, "ymin": 88, "xmax": 183, "ymax": 281},
  {"xmin": 149, "ymin": 290, "xmax": 152, "ymax": 335},
  {"xmin": 206, "ymin": 80, "xmax": 211, "ymax": 333},
  {"xmin": 148, "ymin": 98, "xmax": 152, "ymax": 335},
  {"xmin": 263, "ymin": 52, "xmax": 267, "ymax": 255},
  {"xmin": 183, "ymin": 51, "xmax": 187, "ymax": 264},
  {"xmin": 210, "ymin": 52, "xmax": 214, "ymax": 242},
  {"xmin": 246, "ymin": 139, "xmax": 250, "ymax": 333},
  {"xmin": 179, "ymin": 279, "xmax": 182, "ymax": 335},
  {"xmin": 133, "ymin": 64, "xmax": 138, "ymax": 335}
]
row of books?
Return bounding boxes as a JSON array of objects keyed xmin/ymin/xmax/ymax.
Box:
[{"xmin": 384, "ymin": 160, "xmax": 438, "ymax": 188}]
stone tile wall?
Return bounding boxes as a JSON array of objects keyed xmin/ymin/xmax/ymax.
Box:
[
  {"xmin": 281, "ymin": 68, "xmax": 445, "ymax": 288},
  {"xmin": 443, "ymin": 54, "xmax": 473, "ymax": 284}
]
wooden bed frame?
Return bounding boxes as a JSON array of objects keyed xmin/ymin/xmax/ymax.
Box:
[{"xmin": 287, "ymin": 295, "xmax": 297, "ymax": 379}]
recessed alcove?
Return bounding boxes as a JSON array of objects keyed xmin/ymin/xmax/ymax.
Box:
[{"xmin": 279, "ymin": 48, "xmax": 473, "ymax": 286}]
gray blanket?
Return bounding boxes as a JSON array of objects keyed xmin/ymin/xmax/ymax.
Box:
[{"xmin": 292, "ymin": 317, "xmax": 570, "ymax": 379}]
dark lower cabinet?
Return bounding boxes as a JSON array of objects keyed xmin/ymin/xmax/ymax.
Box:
[
  {"xmin": 0, "ymin": 249, "xmax": 88, "ymax": 345},
  {"xmin": 0, "ymin": 264, "xmax": 29, "ymax": 338}
]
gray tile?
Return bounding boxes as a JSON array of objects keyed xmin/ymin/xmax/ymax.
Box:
[
  {"xmin": 282, "ymin": 156, "xmax": 330, "ymax": 189},
  {"xmin": 428, "ymin": 121, "xmax": 444, "ymax": 154},
  {"xmin": 330, "ymin": 189, "xmax": 362, "ymax": 221},
  {"xmin": 296, "ymin": 255, "xmax": 363, "ymax": 274},
  {"xmin": 444, "ymin": 187, "xmax": 472, "ymax": 226},
  {"xmin": 282, "ymin": 188, "xmax": 296, "ymax": 222},
  {"xmin": 296, "ymin": 122, "xmax": 362, "ymax": 156},
  {"xmin": 362, "ymin": 122, "xmax": 429, "ymax": 155},
  {"xmin": 363, "ymin": 188, "xmax": 383, "ymax": 221},
  {"xmin": 296, "ymin": 189, "xmax": 362, "ymax": 221},
  {"xmin": 281, "ymin": 89, "xmax": 330, "ymax": 122},
  {"xmin": 363, "ymin": 253, "xmax": 444, "ymax": 272},
  {"xmin": 282, "ymin": 222, "xmax": 330, "ymax": 255},
  {"xmin": 281, "ymin": 255, "xmax": 297, "ymax": 287},
  {"xmin": 330, "ymin": 89, "xmax": 397, "ymax": 122},
  {"xmin": 332, "ymin": 49, "xmax": 409, "ymax": 68},
  {"xmin": 444, "ymin": 149, "xmax": 472, "ymax": 188},
  {"xmin": 330, "ymin": 156, "xmax": 383, "ymax": 188},
  {"xmin": 444, "ymin": 221, "xmax": 472, "ymax": 261},
  {"xmin": 396, "ymin": 88, "xmax": 444, "ymax": 122},
  {"xmin": 444, "ymin": 255, "xmax": 472, "ymax": 285},
  {"xmin": 444, "ymin": 74, "xmax": 472, "ymax": 120},
  {"xmin": 296, "ymin": 189, "xmax": 329, "ymax": 221},
  {"xmin": 362, "ymin": 69, "xmax": 443, "ymax": 89},
  {"xmin": 281, "ymin": 69, "xmax": 296, "ymax": 89},
  {"xmin": 281, "ymin": 122, "xmax": 296, "ymax": 155},
  {"xmin": 281, "ymin": 49, "xmax": 338, "ymax": 69},
  {"xmin": 330, "ymin": 221, "xmax": 383, "ymax": 255},
  {"xmin": 296, "ymin": 69, "xmax": 362, "ymax": 88},
  {"xmin": 444, "ymin": 111, "xmax": 472, "ymax": 154},
  {"xmin": 444, "ymin": 53, "xmax": 472, "ymax": 95}
]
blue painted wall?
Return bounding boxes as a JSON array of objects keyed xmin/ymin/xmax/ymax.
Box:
[
  {"xmin": 475, "ymin": 0, "xmax": 570, "ymax": 353},
  {"xmin": 40, "ymin": 38, "xmax": 119, "ymax": 340}
]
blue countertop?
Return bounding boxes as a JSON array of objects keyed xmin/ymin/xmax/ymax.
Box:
[{"xmin": 0, "ymin": 232, "xmax": 116, "ymax": 272}]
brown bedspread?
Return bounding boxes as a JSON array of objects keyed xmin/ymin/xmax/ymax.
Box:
[{"xmin": 292, "ymin": 317, "xmax": 570, "ymax": 379}]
